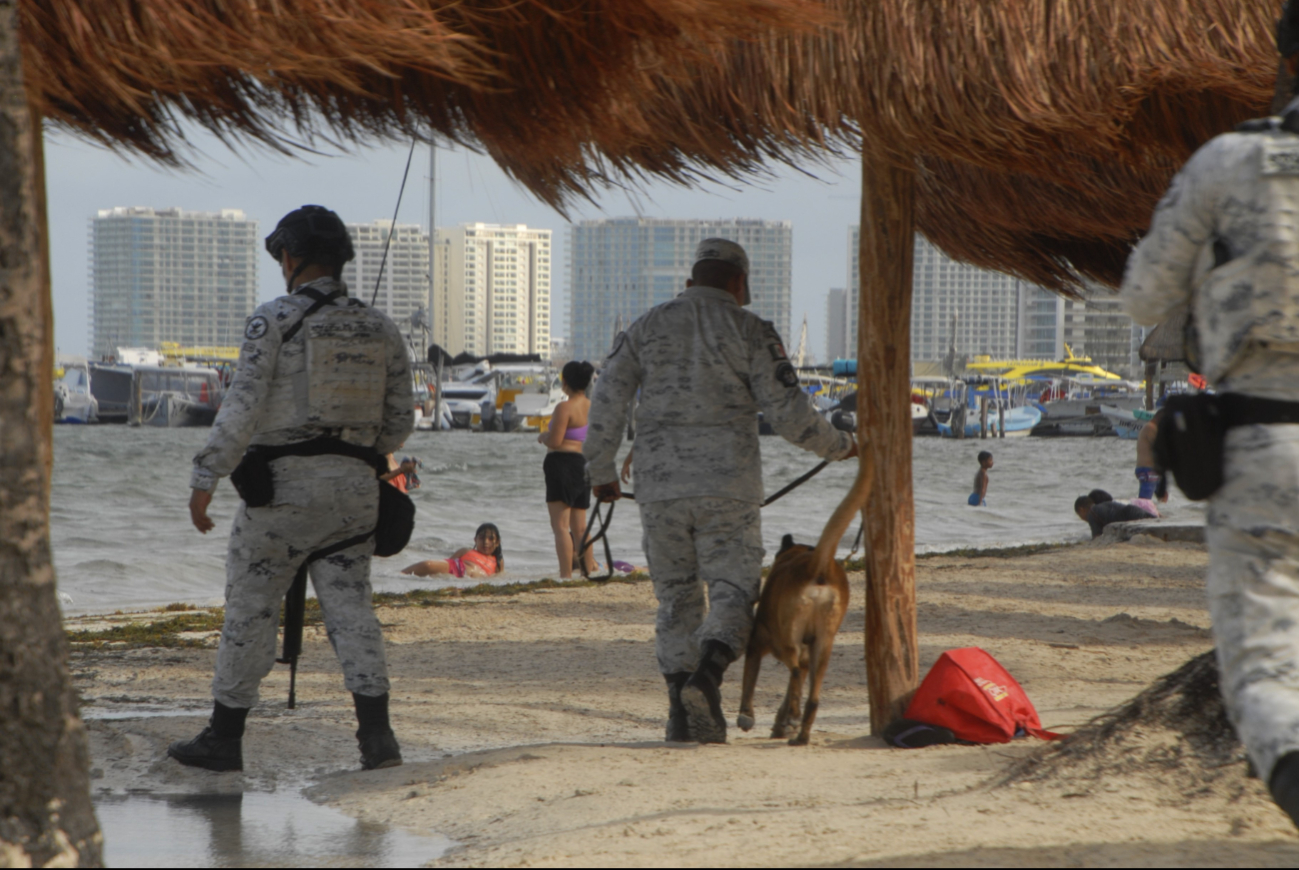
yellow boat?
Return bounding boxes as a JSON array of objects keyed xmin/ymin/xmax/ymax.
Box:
[{"xmin": 962, "ymin": 346, "xmax": 1122, "ymax": 385}]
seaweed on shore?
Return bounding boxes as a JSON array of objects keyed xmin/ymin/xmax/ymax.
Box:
[
  {"xmin": 67, "ymin": 572, "xmax": 654, "ymax": 649},
  {"xmin": 1002, "ymin": 651, "xmax": 1250, "ymax": 798}
]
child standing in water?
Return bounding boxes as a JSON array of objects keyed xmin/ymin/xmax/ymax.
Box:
[{"xmin": 969, "ymin": 451, "xmax": 993, "ymax": 506}]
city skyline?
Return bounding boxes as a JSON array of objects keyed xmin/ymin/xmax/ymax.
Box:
[{"xmin": 46, "ymin": 132, "xmax": 863, "ymax": 361}]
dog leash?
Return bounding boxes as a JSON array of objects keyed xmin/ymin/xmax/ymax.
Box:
[{"xmin": 578, "ymin": 459, "xmax": 833, "ymax": 584}]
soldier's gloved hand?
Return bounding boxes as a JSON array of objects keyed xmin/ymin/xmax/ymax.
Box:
[
  {"xmin": 593, "ymin": 481, "xmax": 622, "ymax": 503},
  {"xmin": 189, "ymin": 488, "xmax": 215, "ymax": 534}
]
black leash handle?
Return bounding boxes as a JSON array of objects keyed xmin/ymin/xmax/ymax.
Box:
[{"xmin": 579, "ymin": 492, "xmax": 634, "ymax": 583}]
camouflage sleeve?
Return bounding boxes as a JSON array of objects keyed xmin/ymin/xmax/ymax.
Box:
[
  {"xmin": 748, "ymin": 320, "xmax": 854, "ymax": 459},
  {"xmin": 583, "ymin": 330, "xmax": 642, "ymax": 487},
  {"xmin": 1120, "ymin": 144, "xmax": 1219, "ymax": 326},
  {"xmin": 190, "ymin": 308, "xmax": 282, "ymax": 491},
  {"xmin": 375, "ymin": 321, "xmax": 415, "ymax": 455}
]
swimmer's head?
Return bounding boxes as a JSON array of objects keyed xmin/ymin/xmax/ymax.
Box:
[
  {"xmin": 977, "ymin": 451, "xmax": 993, "ymax": 468},
  {"xmin": 562, "ymin": 360, "xmax": 595, "ymax": 393},
  {"xmin": 1074, "ymin": 495, "xmax": 1094, "ymax": 521}
]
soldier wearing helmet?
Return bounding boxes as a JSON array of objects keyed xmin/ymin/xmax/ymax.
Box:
[
  {"xmin": 584, "ymin": 238, "xmax": 857, "ymax": 744},
  {"xmin": 1120, "ymin": 3, "xmax": 1299, "ymax": 828},
  {"xmin": 169, "ymin": 205, "xmax": 414, "ymax": 773}
]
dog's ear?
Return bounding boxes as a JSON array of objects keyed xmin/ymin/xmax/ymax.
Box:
[{"xmin": 779, "ymin": 534, "xmax": 796, "ymax": 554}]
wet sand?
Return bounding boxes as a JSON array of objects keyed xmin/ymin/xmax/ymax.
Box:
[{"xmin": 74, "ymin": 538, "xmax": 1299, "ymax": 867}]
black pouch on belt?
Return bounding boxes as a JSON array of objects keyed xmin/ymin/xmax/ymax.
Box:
[
  {"xmin": 374, "ymin": 482, "xmax": 415, "ymax": 557},
  {"xmin": 1153, "ymin": 393, "xmax": 1225, "ymax": 501},
  {"xmin": 230, "ymin": 449, "xmax": 275, "ymax": 507}
]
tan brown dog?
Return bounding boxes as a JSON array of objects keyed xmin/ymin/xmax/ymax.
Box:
[{"xmin": 737, "ymin": 454, "xmax": 873, "ymax": 745}]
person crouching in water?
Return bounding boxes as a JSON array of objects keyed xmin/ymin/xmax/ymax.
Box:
[
  {"xmin": 402, "ymin": 523, "xmax": 503, "ymax": 579},
  {"xmin": 540, "ymin": 360, "xmax": 598, "ymax": 578},
  {"xmin": 173, "ymin": 205, "xmax": 413, "ymax": 773}
]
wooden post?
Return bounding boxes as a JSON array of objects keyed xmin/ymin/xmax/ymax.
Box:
[
  {"xmin": 1144, "ymin": 360, "xmax": 1157, "ymax": 411},
  {"xmin": 0, "ymin": 11, "xmax": 102, "ymax": 863},
  {"xmin": 857, "ymin": 154, "xmax": 919, "ymax": 734},
  {"xmin": 979, "ymin": 397, "xmax": 988, "ymax": 439}
]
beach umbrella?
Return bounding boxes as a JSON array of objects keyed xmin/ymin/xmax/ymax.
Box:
[{"xmin": 0, "ymin": 2, "xmax": 819, "ymax": 865}]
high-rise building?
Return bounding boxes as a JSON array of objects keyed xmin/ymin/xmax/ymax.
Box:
[
  {"xmin": 431, "ymin": 223, "xmax": 552, "ymax": 358},
  {"xmin": 341, "ymin": 221, "xmax": 430, "ymax": 346},
  {"xmin": 847, "ymin": 229, "xmax": 1140, "ymax": 374},
  {"xmin": 825, "ymin": 287, "xmax": 850, "ymax": 362},
  {"xmin": 90, "ymin": 207, "xmax": 258, "ymax": 358},
  {"xmin": 569, "ymin": 218, "xmax": 793, "ymax": 362}
]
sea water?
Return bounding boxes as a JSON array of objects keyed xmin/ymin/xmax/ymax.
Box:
[{"xmin": 51, "ymin": 426, "xmax": 1197, "ymax": 614}]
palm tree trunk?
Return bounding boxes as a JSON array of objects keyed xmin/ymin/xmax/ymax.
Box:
[
  {"xmin": 858, "ymin": 151, "xmax": 920, "ymax": 734},
  {"xmin": 0, "ymin": 1, "xmax": 103, "ymax": 864}
]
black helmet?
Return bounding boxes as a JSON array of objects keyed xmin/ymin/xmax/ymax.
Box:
[
  {"xmin": 265, "ymin": 205, "xmax": 354, "ymax": 268},
  {"xmin": 1280, "ymin": 1, "xmax": 1299, "ymax": 58}
]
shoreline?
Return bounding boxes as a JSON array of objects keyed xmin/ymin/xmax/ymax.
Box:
[{"xmin": 75, "ymin": 534, "xmax": 1295, "ymax": 867}]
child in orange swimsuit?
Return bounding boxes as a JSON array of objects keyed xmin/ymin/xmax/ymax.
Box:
[{"xmin": 401, "ymin": 523, "xmax": 503, "ymax": 579}]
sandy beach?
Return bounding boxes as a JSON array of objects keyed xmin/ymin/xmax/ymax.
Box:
[{"xmin": 71, "ymin": 536, "xmax": 1299, "ymax": 866}]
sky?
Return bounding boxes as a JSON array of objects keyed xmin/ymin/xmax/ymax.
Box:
[{"xmin": 44, "ymin": 125, "xmax": 863, "ymax": 361}]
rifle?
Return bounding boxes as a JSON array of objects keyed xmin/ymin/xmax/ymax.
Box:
[{"xmin": 277, "ymin": 531, "xmax": 372, "ymax": 709}]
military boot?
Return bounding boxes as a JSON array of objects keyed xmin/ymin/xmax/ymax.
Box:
[
  {"xmin": 167, "ymin": 701, "xmax": 247, "ymax": 772},
  {"xmin": 664, "ymin": 672, "xmax": 693, "ymax": 742},
  {"xmin": 681, "ymin": 641, "xmax": 735, "ymax": 744},
  {"xmin": 354, "ymin": 692, "xmax": 403, "ymax": 770},
  {"xmin": 1270, "ymin": 752, "xmax": 1299, "ymax": 828}
]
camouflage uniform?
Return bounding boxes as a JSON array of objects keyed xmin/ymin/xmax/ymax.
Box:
[
  {"xmin": 1121, "ymin": 108, "xmax": 1299, "ymax": 783},
  {"xmin": 584, "ymin": 285, "xmax": 853, "ymax": 674},
  {"xmin": 191, "ymin": 276, "xmax": 413, "ymax": 709}
]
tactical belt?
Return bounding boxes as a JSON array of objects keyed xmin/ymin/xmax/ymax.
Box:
[
  {"xmin": 230, "ymin": 436, "xmax": 386, "ymax": 506},
  {"xmin": 1219, "ymin": 394, "xmax": 1299, "ymax": 428}
]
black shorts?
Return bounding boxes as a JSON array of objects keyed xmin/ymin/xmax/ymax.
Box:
[{"xmin": 544, "ymin": 452, "xmax": 591, "ymax": 509}]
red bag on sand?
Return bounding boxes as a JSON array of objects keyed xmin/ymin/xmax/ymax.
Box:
[{"xmin": 904, "ymin": 648, "xmax": 1062, "ymax": 744}]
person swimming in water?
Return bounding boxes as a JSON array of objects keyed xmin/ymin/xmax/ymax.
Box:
[
  {"xmin": 969, "ymin": 451, "xmax": 993, "ymax": 506},
  {"xmin": 401, "ymin": 523, "xmax": 503, "ymax": 579}
]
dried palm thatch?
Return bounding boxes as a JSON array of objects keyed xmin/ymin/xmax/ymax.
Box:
[
  {"xmin": 493, "ymin": 0, "xmax": 1279, "ymax": 290},
  {"xmin": 20, "ymin": 0, "xmax": 826, "ymax": 173},
  {"xmin": 1003, "ymin": 652, "xmax": 1251, "ymax": 799}
]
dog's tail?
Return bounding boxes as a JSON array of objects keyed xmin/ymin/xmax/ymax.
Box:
[{"xmin": 810, "ymin": 445, "xmax": 875, "ymax": 582}]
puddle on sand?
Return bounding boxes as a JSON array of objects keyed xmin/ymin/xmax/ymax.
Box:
[{"xmin": 96, "ymin": 791, "xmax": 452, "ymax": 868}]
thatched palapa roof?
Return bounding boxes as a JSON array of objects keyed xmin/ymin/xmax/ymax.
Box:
[
  {"xmin": 20, "ymin": 0, "xmax": 822, "ymax": 171},
  {"xmin": 492, "ymin": 0, "xmax": 1279, "ymax": 291},
  {"xmin": 21, "ymin": 0, "xmax": 1283, "ymax": 292}
]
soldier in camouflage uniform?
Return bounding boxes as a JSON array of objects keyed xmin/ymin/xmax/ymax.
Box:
[
  {"xmin": 169, "ymin": 206, "xmax": 414, "ymax": 773},
  {"xmin": 1120, "ymin": 3, "xmax": 1299, "ymax": 826},
  {"xmin": 585, "ymin": 239, "xmax": 856, "ymax": 744}
]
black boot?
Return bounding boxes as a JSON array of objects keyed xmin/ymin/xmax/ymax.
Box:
[
  {"xmin": 1270, "ymin": 752, "xmax": 1299, "ymax": 829},
  {"xmin": 168, "ymin": 701, "xmax": 247, "ymax": 772},
  {"xmin": 354, "ymin": 692, "xmax": 403, "ymax": 770},
  {"xmin": 681, "ymin": 641, "xmax": 734, "ymax": 744},
  {"xmin": 664, "ymin": 673, "xmax": 693, "ymax": 742}
]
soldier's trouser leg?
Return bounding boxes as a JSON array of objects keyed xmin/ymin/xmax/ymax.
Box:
[
  {"xmin": 639, "ymin": 497, "xmax": 765, "ymax": 675},
  {"xmin": 213, "ymin": 464, "xmax": 384, "ymax": 709},
  {"xmin": 1207, "ymin": 424, "xmax": 1299, "ymax": 784}
]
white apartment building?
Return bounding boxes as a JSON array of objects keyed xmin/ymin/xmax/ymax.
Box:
[
  {"xmin": 569, "ymin": 218, "xmax": 793, "ymax": 362},
  {"xmin": 341, "ymin": 221, "xmax": 431, "ymax": 345},
  {"xmin": 90, "ymin": 207, "xmax": 258, "ymax": 358},
  {"xmin": 847, "ymin": 230, "xmax": 1141, "ymax": 375},
  {"xmin": 432, "ymin": 223, "xmax": 552, "ymax": 358}
]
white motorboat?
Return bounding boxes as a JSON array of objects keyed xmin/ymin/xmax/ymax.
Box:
[{"xmin": 54, "ymin": 364, "xmax": 98, "ymax": 423}]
